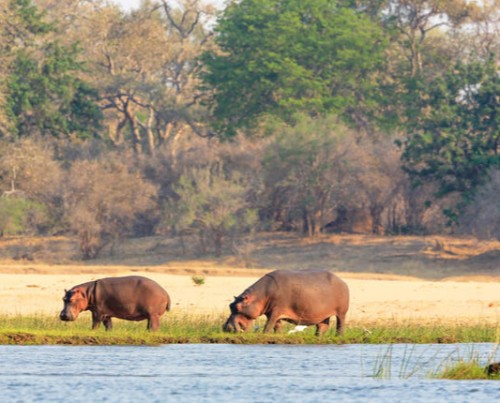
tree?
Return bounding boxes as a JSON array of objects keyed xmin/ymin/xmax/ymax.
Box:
[
  {"xmin": 459, "ymin": 169, "xmax": 500, "ymax": 239},
  {"xmin": 347, "ymin": 0, "xmax": 485, "ymax": 131},
  {"xmin": 201, "ymin": 0, "xmax": 388, "ymax": 137},
  {"xmin": 49, "ymin": 0, "xmax": 217, "ymax": 154},
  {"xmin": 384, "ymin": 0, "xmax": 475, "ymax": 76},
  {"xmin": 400, "ymin": 57, "xmax": 500, "ymax": 218},
  {"xmin": 262, "ymin": 115, "xmax": 359, "ymax": 236},
  {"xmin": 0, "ymin": 0, "xmax": 52, "ymax": 135},
  {"xmin": 0, "ymin": 137, "xmax": 64, "ymax": 233},
  {"xmin": 0, "ymin": 0, "xmax": 102, "ymax": 139},
  {"xmin": 6, "ymin": 43, "xmax": 102, "ymax": 139},
  {"xmin": 64, "ymin": 157, "xmax": 158, "ymax": 259},
  {"xmin": 168, "ymin": 166, "xmax": 257, "ymax": 256},
  {"xmin": 0, "ymin": 196, "xmax": 49, "ymax": 236}
]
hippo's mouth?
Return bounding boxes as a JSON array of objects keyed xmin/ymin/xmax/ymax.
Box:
[{"xmin": 59, "ymin": 312, "xmax": 76, "ymax": 321}]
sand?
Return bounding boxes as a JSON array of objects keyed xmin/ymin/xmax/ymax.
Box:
[{"xmin": 1, "ymin": 270, "xmax": 499, "ymax": 325}]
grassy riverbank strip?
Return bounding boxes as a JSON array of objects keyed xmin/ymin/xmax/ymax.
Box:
[{"xmin": 0, "ymin": 314, "xmax": 498, "ymax": 345}]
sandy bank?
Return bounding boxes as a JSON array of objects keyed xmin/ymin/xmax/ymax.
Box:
[{"xmin": 1, "ymin": 270, "xmax": 499, "ymax": 325}]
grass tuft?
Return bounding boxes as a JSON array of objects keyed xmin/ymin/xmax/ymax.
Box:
[{"xmin": 435, "ymin": 361, "xmax": 490, "ymax": 380}]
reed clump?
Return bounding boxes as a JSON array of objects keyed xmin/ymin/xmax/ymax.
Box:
[{"xmin": 435, "ymin": 361, "xmax": 491, "ymax": 380}]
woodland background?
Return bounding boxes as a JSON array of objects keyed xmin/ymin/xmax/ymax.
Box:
[{"xmin": 0, "ymin": 0, "xmax": 499, "ymax": 260}]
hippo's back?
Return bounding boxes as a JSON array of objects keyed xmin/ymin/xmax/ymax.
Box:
[
  {"xmin": 266, "ymin": 270, "xmax": 349, "ymax": 314},
  {"xmin": 97, "ymin": 276, "xmax": 170, "ymax": 311}
]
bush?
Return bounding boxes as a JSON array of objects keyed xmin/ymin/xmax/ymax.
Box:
[
  {"xmin": 63, "ymin": 157, "xmax": 158, "ymax": 259},
  {"xmin": 191, "ymin": 275, "xmax": 206, "ymax": 286},
  {"xmin": 459, "ymin": 169, "xmax": 500, "ymax": 239},
  {"xmin": 166, "ymin": 167, "xmax": 258, "ymax": 256},
  {"xmin": 0, "ymin": 197, "xmax": 49, "ymax": 236}
]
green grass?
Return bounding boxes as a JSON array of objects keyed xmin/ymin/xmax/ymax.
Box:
[
  {"xmin": 435, "ymin": 361, "xmax": 491, "ymax": 380},
  {"xmin": 0, "ymin": 314, "xmax": 499, "ymax": 345},
  {"xmin": 432, "ymin": 346, "xmax": 500, "ymax": 380},
  {"xmin": 371, "ymin": 343, "xmax": 500, "ymax": 381}
]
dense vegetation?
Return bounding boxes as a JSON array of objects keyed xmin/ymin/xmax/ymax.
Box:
[{"xmin": 0, "ymin": 0, "xmax": 499, "ymax": 259}]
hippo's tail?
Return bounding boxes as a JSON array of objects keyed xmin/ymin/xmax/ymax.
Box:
[{"xmin": 166, "ymin": 299, "xmax": 171, "ymax": 312}]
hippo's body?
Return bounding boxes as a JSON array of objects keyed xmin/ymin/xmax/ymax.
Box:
[
  {"xmin": 60, "ymin": 276, "xmax": 171, "ymax": 331},
  {"xmin": 223, "ymin": 270, "xmax": 349, "ymax": 335}
]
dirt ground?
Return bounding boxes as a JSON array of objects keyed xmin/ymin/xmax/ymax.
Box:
[{"xmin": 0, "ymin": 233, "xmax": 499, "ymax": 325}]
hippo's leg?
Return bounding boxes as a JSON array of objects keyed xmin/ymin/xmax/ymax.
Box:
[
  {"xmin": 273, "ymin": 320, "xmax": 283, "ymax": 333},
  {"xmin": 91, "ymin": 312, "xmax": 102, "ymax": 330},
  {"xmin": 103, "ymin": 318, "xmax": 113, "ymax": 331},
  {"xmin": 263, "ymin": 313, "xmax": 280, "ymax": 333},
  {"xmin": 335, "ymin": 313, "xmax": 346, "ymax": 336},
  {"xmin": 147, "ymin": 315, "xmax": 160, "ymax": 331},
  {"xmin": 316, "ymin": 318, "xmax": 330, "ymax": 336}
]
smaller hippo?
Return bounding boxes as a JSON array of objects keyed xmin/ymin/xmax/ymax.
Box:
[
  {"xmin": 60, "ymin": 276, "xmax": 171, "ymax": 331},
  {"xmin": 223, "ymin": 270, "xmax": 349, "ymax": 336}
]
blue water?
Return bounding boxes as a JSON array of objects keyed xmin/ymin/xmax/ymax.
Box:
[{"xmin": 0, "ymin": 344, "xmax": 499, "ymax": 402}]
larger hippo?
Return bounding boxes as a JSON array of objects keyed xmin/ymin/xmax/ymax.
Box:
[
  {"xmin": 60, "ymin": 276, "xmax": 171, "ymax": 331},
  {"xmin": 223, "ymin": 270, "xmax": 349, "ymax": 335}
]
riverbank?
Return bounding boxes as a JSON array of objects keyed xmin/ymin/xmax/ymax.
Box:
[
  {"xmin": 0, "ymin": 314, "xmax": 497, "ymax": 345},
  {"xmin": 0, "ymin": 233, "xmax": 499, "ymax": 344}
]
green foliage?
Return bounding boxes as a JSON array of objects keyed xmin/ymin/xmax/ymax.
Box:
[
  {"xmin": 6, "ymin": 43, "xmax": 102, "ymax": 139},
  {"xmin": 0, "ymin": 196, "xmax": 49, "ymax": 236},
  {"xmin": 201, "ymin": 0, "xmax": 388, "ymax": 137},
  {"xmin": 262, "ymin": 114, "xmax": 351, "ymax": 235},
  {"xmin": 191, "ymin": 274, "xmax": 206, "ymax": 286},
  {"xmin": 400, "ymin": 57, "xmax": 500, "ymax": 217},
  {"xmin": 64, "ymin": 158, "xmax": 158, "ymax": 259},
  {"xmin": 6, "ymin": 0, "xmax": 53, "ymax": 41},
  {"xmin": 2, "ymin": 0, "xmax": 102, "ymax": 139},
  {"xmin": 435, "ymin": 360, "xmax": 489, "ymax": 380},
  {"xmin": 167, "ymin": 166, "xmax": 258, "ymax": 256}
]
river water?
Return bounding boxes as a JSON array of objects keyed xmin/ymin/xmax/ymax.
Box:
[{"xmin": 1, "ymin": 343, "xmax": 499, "ymax": 402}]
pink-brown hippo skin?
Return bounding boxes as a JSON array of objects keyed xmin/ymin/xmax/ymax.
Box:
[
  {"xmin": 60, "ymin": 276, "xmax": 171, "ymax": 331},
  {"xmin": 223, "ymin": 270, "xmax": 349, "ymax": 336}
]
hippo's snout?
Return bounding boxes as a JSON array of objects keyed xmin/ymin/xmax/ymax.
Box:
[
  {"xmin": 223, "ymin": 314, "xmax": 252, "ymax": 333},
  {"xmin": 223, "ymin": 319, "xmax": 236, "ymax": 333},
  {"xmin": 223, "ymin": 316, "xmax": 241, "ymax": 333},
  {"xmin": 59, "ymin": 310, "xmax": 75, "ymax": 321}
]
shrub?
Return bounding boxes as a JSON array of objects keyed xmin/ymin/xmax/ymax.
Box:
[
  {"xmin": 63, "ymin": 158, "xmax": 158, "ymax": 259},
  {"xmin": 459, "ymin": 169, "xmax": 500, "ymax": 239},
  {"xmin": 0, "ymin": 197, "xmax": 49, "ymax": 236},
  {"xmin": 191, "ymin": 275, "xmax": 206, "ymax": 286},
  {"xmin": 166, "ymin": 167, "xmax": 258, "ymax": 256}
]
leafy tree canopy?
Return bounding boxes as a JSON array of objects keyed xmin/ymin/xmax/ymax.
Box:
[
  {"xmin": 201, "ymin": 0, "xmax": 388, "ymax": 137},
  {"xmin": 400, "ymin": 56, "xmax": 500, "ymax": 216},
  {"xmin": 1, "ymin": 0, "xmax": 102, "ymax": 139}
]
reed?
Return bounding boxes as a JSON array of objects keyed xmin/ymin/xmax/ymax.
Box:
[
  {"xmin": 371, "ymin": 343, "xmax": 500, "ymax": 380},
  {"xmin": 435, "ymin": 360, "xmax": 490, "ymax": 380},
  {"xmin": 0, "ymin": 314, "xmax": 498, "ymax": 345},
  {"xmin": 433, "ymin": 344, "xmax": 500, "ymax": 380}
]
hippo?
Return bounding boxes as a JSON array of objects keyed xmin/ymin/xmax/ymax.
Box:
[
  {"xmin": 60, "ymin": 275, "xmax": 171, "ymax": 331},
  {"xmin": 223, "ymin": 270, "xmax": 349, "ymax": 335}
]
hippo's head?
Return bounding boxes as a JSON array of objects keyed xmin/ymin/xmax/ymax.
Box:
[
  {"xmin": 222, "ymin": 293, "xmax": 260, "ymax": 332},
  {"xmin": 223, "ymin": 313, "xmax": 254, "ymax": 332},
  {"xmin": 60, "ymin": 288, "xmax": 88, "ymax": 322}
]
